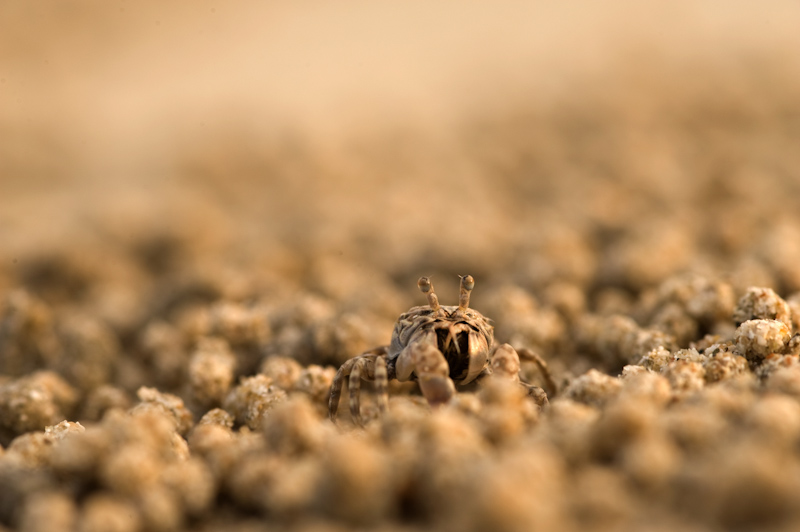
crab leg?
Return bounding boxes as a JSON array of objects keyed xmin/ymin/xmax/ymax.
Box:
[
  {"xmin": 517, "ymin": 347, "xmax": 557, "ymax": 397},
  {"xmin": 374, "ymin": 356, "xmax": 388, "ymax": 414},
  {"xmin": 519, "ymin": 382, "xmax": 549, "ymax": 406},
  {"xmin": 348, "ymin": 358, "xmax": 371, "ymax": 425},
  {"xmin": 329, "ymin": 356, "xmax": 360, "ymax": 421},
  {"xmin": 488, "ymin": 343, "xmax": 549, "ymax": 407},
  {"xmin": 328, "ymin": 347, "xmax": 390, "ymax": 424}
]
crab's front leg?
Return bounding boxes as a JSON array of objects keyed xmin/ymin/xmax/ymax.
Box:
[
  {"xmin": 328, "ymin": 346, "xmax": 389, "ymax": 425},
  {"xmin": 396, "ymin": 340, "xmax": 456, "ymax": 407},
  {"xmin": 489, "ymin": 343, "xmax": 549, "ymax": 407}
]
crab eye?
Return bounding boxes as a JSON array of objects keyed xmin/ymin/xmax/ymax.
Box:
[
  {"xmin": 418, "ymin": 276, "xmax": 441, "ymax": 311},
  {"xmin": 458, "ymin": 274, "xmax": 474, "ymax": 312},
  {"xmin": 418, "ymin": 277, "xmax": 432, "ymax": 293}
]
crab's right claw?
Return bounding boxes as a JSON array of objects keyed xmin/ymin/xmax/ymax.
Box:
[
  {"xmin": 408, "ymin": 342, "xmax": 456, "ymax": 407},
  {"xmin": 418, "ymin": 374, "xmax": 456, "ymax": 407}
]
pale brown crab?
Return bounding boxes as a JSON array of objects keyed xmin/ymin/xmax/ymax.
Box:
[{"xmin": 329, "ymin": 275, "xmax": 556, "ymax": 424}]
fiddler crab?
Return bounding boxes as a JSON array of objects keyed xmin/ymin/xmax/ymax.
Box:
[{"xmin": 329, "ymin": 275, "xmax": 556, "ymax": 424}]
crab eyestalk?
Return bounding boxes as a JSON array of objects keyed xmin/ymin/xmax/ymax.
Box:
[
  {"xmin": 418, "ymin": 276, "xmax": 441, "ymax": 311},
  {"xmin": 458, "ymin": 274, "xmax": 474, "ymax": 312}
]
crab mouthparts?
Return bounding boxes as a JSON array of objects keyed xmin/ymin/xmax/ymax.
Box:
[{"xmin": 436, "ymin": 328, "xmax": 472, "ymax": 382}]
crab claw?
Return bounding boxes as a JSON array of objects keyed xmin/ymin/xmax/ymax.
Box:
[
  {"xmin": 418, "ymin": 374, "xmax": 456, "ymax": 407},
  {"xmin": 411, "ymin": 342, "xmax": 456, "ymax": 407}
]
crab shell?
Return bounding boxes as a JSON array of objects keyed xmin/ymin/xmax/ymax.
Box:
[{"xmin": 387, "ymin": 304, "xmax": 495, "ymax": 385}]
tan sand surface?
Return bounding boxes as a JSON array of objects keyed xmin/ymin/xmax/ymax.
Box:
[{"xmin": 2, "ymin": 2, "xmax": 800, "ymax": 531}]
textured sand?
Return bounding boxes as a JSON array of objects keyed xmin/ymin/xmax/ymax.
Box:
[{"xmin": 2, "ymin": 2, "xmax": 800, "ymax": 531}]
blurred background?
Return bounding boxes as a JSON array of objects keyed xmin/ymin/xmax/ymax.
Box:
[{"xmin": 2, "ymin": 0, "xmax": 800, "ymax": 324}]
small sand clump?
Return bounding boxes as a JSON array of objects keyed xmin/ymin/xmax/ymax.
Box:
[
  {"xmin": 18, "ymin": 491, "xmax": 77, "ymax": 532},
  {"xmin": 702, "ymin": 347, "xmax": 749, "ymax": 383},
  {"xmin": 735, "ymin": 319, "xmax": 792, "ymax": 365},
  {"xmin": 259, "ymin": 356, "xmax": 303, "ymax": 390},
  {"xmin": 562, "ymin": 369, "xmax": 622, "ymax": 407},
  {"xmin": 223, "ymin": 375, "xmax": 288, "ymax": 430},
  {"xmin": 131, "ymin": 387, "xmax": 194, "ymax": 436},
  {"xmin": 663, "ymin": 358, "xmax": 706, "ymax": 395},
  {"xmin": 733, "ymin": 287, "xmax": 793, "ymax": 328},
  {"xmin": 78, "ymin": 494, "xmax": 141, "ymax": 532},
  {"xmin": 0, "ymin": 372, "xmax": 77, "ymax": 443},
  {"xmin": 576, "ymin": 314, "xmax": 677, "ymax": 368},
  {"xmin": 187, "ymin": 337, "xmax": 236, "ymax": 410},
  {"xmin": 0, "ymin": 291, "xmax": 61, "ymax": 378}
]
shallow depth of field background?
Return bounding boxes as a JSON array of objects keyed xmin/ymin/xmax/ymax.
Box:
[{"xmin": 3, "ymin": 0, "xmax": 800, "ymax": 293}]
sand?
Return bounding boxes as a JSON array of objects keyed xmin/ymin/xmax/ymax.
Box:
[{"xmin": 3, "ymin": 2, "xmax": 800, "ymax": 531}]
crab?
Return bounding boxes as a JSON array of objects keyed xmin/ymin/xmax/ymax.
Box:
[{"xmin": 328, "ymin": 275, "xmax": 556, "ymax": 424}]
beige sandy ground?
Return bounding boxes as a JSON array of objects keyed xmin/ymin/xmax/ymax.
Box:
[{"xmin": 3, "ymin": 2, "xmax": 800, "ymax": 531}]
